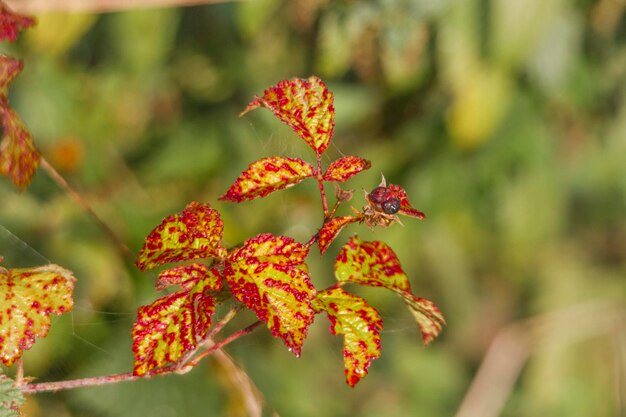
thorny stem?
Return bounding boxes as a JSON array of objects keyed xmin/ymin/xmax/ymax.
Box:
[
  {"xmin": 40, "ymin": 157, "xmax": 135, "ymax": 263},
  {"xmin": 18, "ymin": 318, "xmax": 262, "ymax": 394},
  {"xmin": 176, "ymin": 307, "xmax": 240, "ymax": 368},
  {"xmin": 186, "ymin": 321, "xmax": 263, "ymax": 368},
  {"xmin": 316, "ymin": 153, "xmax": 329, "ymax": 219}
]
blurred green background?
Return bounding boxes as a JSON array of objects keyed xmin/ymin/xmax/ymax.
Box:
[{"xmin": 1, "ymin": 0, "xmax": 626, "ymax": 416}]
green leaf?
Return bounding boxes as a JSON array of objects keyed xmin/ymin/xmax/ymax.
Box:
[
  {"xmin": 224, "ymin": 234, "xmax": 316, "ymax": 356},
  {"xmin": 219, "ymin": 156, "xmax": 314, "ymax": 202},
  {"xmin": 334, "ymin": 236, "xmax": 445, "ymax": 345},
  {"xmin": 132, "ymin": 264, "xmax": 222, "ymax": 376},
  {"xmin": 313, "ymin": 287, "xmax": 382, "ymax": 387},
  {"xmin": 240, "ymin": 76, "xmax": 335, "ymax": 155},
  {"xmin": 322, "ymin": 156, "xmax": 371, "ymax": 182},
  {"xmin": 135, "ymin": 202, "xmax": 227, "ymax": 271},
  {"xmin": 0, "ymin": 264, "xmax": 75, "ymax": 366},
  {"xmin": 0, "ymin": 375, "xmax": 24, "ymax": 417},
  {"xmin": 0, "ymin": 56, "xmax": 40, "ymax": 189},
  {"xmin": 334, "ymin": 236, "xmax": 411, "ymax": 291}
]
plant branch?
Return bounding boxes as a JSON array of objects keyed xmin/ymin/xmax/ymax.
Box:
[
  {"xmin": 40, "ymin": 157, "xmax": 135, "ymax": 263},
  {"xmin": 454, "ymin": 302, "xmax": 626, "ymax": 417},
  {"xmin": 19, "ymin": 318, "xmax": 262, "ymax": 394},
  {"xmin": 5, "ymin": 0, "xmax": 241, "ymax": 14},
  {"xmin": 185, "ymin": 320, "xmax": 262, "ymax": 368},
  {"xmin": 316, "ymin": 153, "xmax": 329, "ymax": 219}
]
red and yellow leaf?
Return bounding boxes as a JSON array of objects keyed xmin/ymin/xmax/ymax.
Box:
[
  {"xmin": 220, "ymin": 156, "xmax": 314, "ymax": 202},
  {"xmin": 136, "ymin": 202, "xmax": 227, "ymax": 271},
  {"xmin": 0, "ymin": 264, "xmax": 75, "ymax": 366},
  {"xmin": 224, "ymin": 234, "xmax": 315, "ymax": 355},
  {"xmin": 0, "ymin": 56, "xmax": 40, "ymax": 188},
  {"xmin": 0, "ymin": 4, "xmax": 35, "ymax": 42},
  {"xmin": 386, "ymin": 184, "xmax": 426, "ymax": 220},
  {"xmin": 313, "ymin": 287, "xmax": 382, "ymax": 387},
  {"xmin": 0, "ymin": 55, "xmax": 22, "ymax": 95},
  {"xmin": 334, "ymin": 236, "xmax": 411, "ymax": 291},
  {"xmin": 323, "ymin": 156, "xmax": 371, "ymax": 182},
  {"xmin": 398, "ymin": 291, "xmax": 445, "ymax": 346},
  {"xmin": 318, "ymin": 216, "xmax": 359, "ymax": 255},
  {"xmin": 132, "ymin": 265, "xmax": 222, "ymax": 376},
  {"xmin": 334, "ymin": 236, "xmax": 445, "ymax": 345},
  {"xmin": 240, "ymin": 76, "xmax": 335, "ymax": 154}
]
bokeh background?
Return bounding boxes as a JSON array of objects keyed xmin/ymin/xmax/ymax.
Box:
[{"xmin": 1, "ymin": 0, "xmax": 626, "ymax": 416}]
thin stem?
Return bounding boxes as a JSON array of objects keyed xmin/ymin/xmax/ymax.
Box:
[
  {"xmin": 186, "ymin": 321, "xmax": 262, "ymax": 368},
  {"xmin": 40, "ymin": 157, "xmax": 135, "ymax": 263},
  {"xmin": 177, "ymin": 307, "xmax": 240, "ymax": 368},
  {"xmin": 5, "ymin": 0, "xmax": 241, "ymax": 14},
  {"xmin": 19, "ymin": 318, "xmax": 262, "ymax": 394},
  {"xmin": 20, "ymin": 372, "xmax": 138, "ymax": 394},
  {"xmin": 316, "ymin": 153, "xmax": 329, "ymax": 219}
]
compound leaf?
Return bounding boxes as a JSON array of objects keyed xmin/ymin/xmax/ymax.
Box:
[
  {"xmin": 224, "ymin": 234, "xmax": 315, "ymax": 356},
  {"xmin": 0, "ymin": 56, "xmax": 40, "ymax": 189},
  {"xmin": 0, "ymin": 3, "xmax": 35, "ymax": 43},
  {"xmin": 334, "ymin": 236, "xmax": 445, "ymax": 345},
  {"xmin": 318, "ymin": 216, "xmax": 359, "ymax": 255},
  {"xmin": 136, "ymin": 202, "xmax": 227, "ymax": 271},
  {"xmin": 240, "ymin": 76, "xmax": 335, "ymax": 155},
  {"xmin": 0, "ymin": 264, "xmax": 75, "ymax": 366},
  {"xmin": 220, "ymin": 156, "xmax": 314, "ymax": 203},
  {"xmin": 0, "ymin": 375, "xmax": 24, "ymax": 417},
  {"xmin": 323, "ymin": 156, "xmax": 371, "ymax": 182},
  {"xmin": 313, "ymin": 287, "xmax": 382, "ymax": 387},
  {"xmin": 132, "ymin": 264, "xmax": 222, "ymax": 376}
]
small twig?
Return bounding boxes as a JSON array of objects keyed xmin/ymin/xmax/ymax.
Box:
[
  {"xmin": 15, "ymin": 359, "xmax": 24, "ymax": 384},
  {"xmin": 186, "ymin": 320, "xmax": 262, "ymax": 368},
  {"xmin": 316, "ymin": 154, "xmax": 329, "ymax": 219},
  {"xmin": 454, "ymin": 302, "xmax": 626, "ymax": 417},
  {"xmin": 5, "ymin": 0, "xmax": 241, "ymax": 14},
  {"xmin": 176, "ymin": 306, "xmax": 240, "ymax": 369},
  {"xmin": 40, "ymin": 157, "xmax": 135, "ymax": 263}
]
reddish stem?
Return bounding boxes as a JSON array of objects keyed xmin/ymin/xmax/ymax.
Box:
[
  {"xmin": 316, "ymin": 153, "xmax": 329, "ymax": 219},
  {"xmin": 19, "ymin": 318, "xmax": 261, "ymax": 394},
  {"xmin": 40, "ymin": 157, "xmax": 135, "ymax": 263},
  {"xmin": 186, "ymin": 321, "xmax": 262, "ymax": 368}
]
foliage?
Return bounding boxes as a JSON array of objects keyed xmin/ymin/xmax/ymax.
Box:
[
  {"xmin": 132, "ymin": 76, "xmax": 443, "ymax": 385},
  {"xmin": 1, "ymin": 0, "xmax": 625, "ymax": 415}
]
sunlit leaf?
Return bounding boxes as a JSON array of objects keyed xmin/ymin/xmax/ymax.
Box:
[
  {"xmin": 0, "ymin": 4, "xmax": 35, "ymax": 42},
  {"xmin": 240, "ymin": 76, "xmax": 335, "ymax": 154},
  {"xmin": 318, "ymin": 216, "xmax": 359, "ymax": 254},
  {"xmin": 219, "ymin": 156, "xmax": 314, "ymax": 202},
  {"xmin": 334, "ymin": 236, "xmax": 411, "ymax": 291},
  {"xmin": 397, "ymin": 290, "xmax": 446, "ymax": 346},
  {"xmin": 136, "ymin": 202, "xmax": 227, "ymax": 271},
  {"xmin": 334, "ymin": 236, "xmax": 444, "ymax": 345},
  {"xmin": 0, "ymin": 56, "xmax": 22, "ymax": 95},
  {"xmin": 132, "ymin": 264, "xmax": 222, "ymax": 376},
  {"xmin": 386, "ymin": 184, "xmax": 426, "ymax": 220},
  {"xmin": 323, "ymin": 156, "xmax": 371, "ymax": 182},
  {"xmin": 0, "ymin": 56, "xmax": 40, "ymax": 189},
  {"xmin": 313, "ymin": 287, "xmax": 382, "ymax": 387},
  {"xmin": 0, "ymin": 375, "xmax": 24, "ymax": 417},
  {"xmin": 0, "ymin": 264, "xmax": 75, "ymax": 366},
  {"xmin": 224, "ymin": 234, "xmax": 315, "ymax": 355}
]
